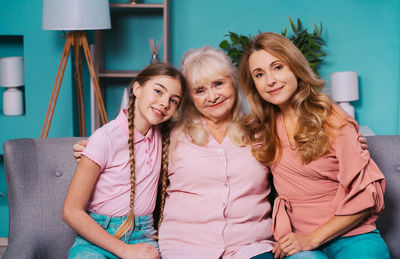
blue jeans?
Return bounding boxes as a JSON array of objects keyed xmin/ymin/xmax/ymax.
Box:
[
  {"xmin": 285, "ymin": 230, "xmax": 390, "ymax": 259},
  {"xmin": 251, "ymin": 251, "xmax": 274, "ymax": 259},
  {"xmin": 68, "ymin": 212, "xmax": 158, "ymax": 259}
]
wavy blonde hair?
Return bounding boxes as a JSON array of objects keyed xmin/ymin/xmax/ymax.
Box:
[
  {"xmin": 170, "ymin": 46, "xmax": 248, "ymax": 154},
  {"xmin": 114, "ymin": 63, "xmax": 186, "ymax": 239},
  {"xmin": 238, "ymin": 32, "xmax": 344, "ymax": 165}
]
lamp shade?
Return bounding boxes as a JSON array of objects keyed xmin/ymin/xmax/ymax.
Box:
[
  {"xmin": 42, "ymin": 0, "xmax": 111, "ymax": 31},
  {"xmin": 330, "ymin": 71, "xmax": 359, "ymax": 102},
  {"xmin": 0, "ymin": 57, "xmax": 24, "ymax": 87}
]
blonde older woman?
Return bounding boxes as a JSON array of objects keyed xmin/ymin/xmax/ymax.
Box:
[{"xmin": 158, "ymin": 46, "xmax": 274, "ymax": 259}]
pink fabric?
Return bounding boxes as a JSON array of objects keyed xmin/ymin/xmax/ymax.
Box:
[
  {"xmin": 271, "ymin": 110, "xmax": 385, "ymax": 240},
  {"xmin": 82, "ymin": 109, "xmax": 162, "ymax": 217},
  {"xmin": 159, "ymin": 131, "xmax": 274, "ymax": 259}
]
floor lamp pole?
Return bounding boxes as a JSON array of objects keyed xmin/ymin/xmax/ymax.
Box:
[{"xmin": 41, "ymin": 31, "xmax": 108, "ymax": 138}]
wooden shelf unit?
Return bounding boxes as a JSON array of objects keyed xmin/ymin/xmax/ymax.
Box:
[{"xmin": 93, "ymin": 0, "xmax": 169, "ymax": 129}]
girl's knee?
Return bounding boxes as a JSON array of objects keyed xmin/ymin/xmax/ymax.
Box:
[{"xmin": 68, "ymin": 247, "xmax": 108, "ymax": 259}]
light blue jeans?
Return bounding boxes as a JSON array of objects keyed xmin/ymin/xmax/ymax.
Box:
[
  {"xmin": 285, "ymin": 230, "xmax": 390, "ymax": 259},
  {"xmin": 251, "ymin": 251, "xmax": 274, "ymax": 259},
  {"xmin": 68, "ymin": 212, "xmax": 158, "ymax": 259}
]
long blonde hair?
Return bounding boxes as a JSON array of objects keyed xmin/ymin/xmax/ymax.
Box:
[
  {"xmin": 170, "ymin": 46, "xmax": 248, "ymax": 155},
  {"xmin": 238, "ymin": 32, "xmax": 343, "ymax": 165},
  {"xmin": 114, "ymin": 63, "xmax": 186, "ymax": 239}
]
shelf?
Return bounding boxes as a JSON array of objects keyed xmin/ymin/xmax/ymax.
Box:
[
  {"xmin": 110, "ymin": 3, "xmax": 165, "ymax": 9},
  {"xmin": 98, "ymin": 70, "xmax": 140, "ymax": 78},
  {"xmin": 93, "ymin": 0, "xmax": 169, "ymax": 129}
]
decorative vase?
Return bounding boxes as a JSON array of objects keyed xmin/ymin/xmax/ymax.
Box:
[{"xmin": 150, "ymin": 53, "xmax": 159, "ymax": 64}]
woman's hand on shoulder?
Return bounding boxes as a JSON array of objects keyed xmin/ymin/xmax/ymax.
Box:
[
  {"xmin": 119, "ymin": 243, "xmax": 160, "ymax": 259},
  {"xmin": 272, "ymin": 232, "xmax": 319, "ymax": 259},
  {"xmin": 73, "ymin": 139, "xmax": 89, "ymax": 162},
  {"xmin": 358, "ymin": 133, "xmax": 368, "ymax": 150}
]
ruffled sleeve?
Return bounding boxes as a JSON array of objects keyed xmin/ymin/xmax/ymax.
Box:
[{"xmin": 333, "ymin": 118, "xmax": 385, "ymax": 216}]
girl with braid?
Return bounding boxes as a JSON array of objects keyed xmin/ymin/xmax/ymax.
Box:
[{"xmin": 62, "ymin": 63, "xmax": 186, "ymax": 259}]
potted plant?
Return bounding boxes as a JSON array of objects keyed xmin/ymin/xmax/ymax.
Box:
[{"xmin": 219, "ymin": 17, "xmax": 327, "ymax": 75}]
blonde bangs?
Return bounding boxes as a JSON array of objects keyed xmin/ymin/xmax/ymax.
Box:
[{"xmin": 186, "ymin": 56, "xmax": 232, "ymax": 89}]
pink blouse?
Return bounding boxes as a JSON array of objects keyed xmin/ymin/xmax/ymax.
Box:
[
  {"xmin": 82, "ymin": 110, "xmax": 162, "ymax": 217},
  {"xmin": 158, "ymin": 131, "xmax": 274, "ymax": 259},
  {"xmin": 271, "ymin": 111, "xmax": 385, "ymax": 240}
]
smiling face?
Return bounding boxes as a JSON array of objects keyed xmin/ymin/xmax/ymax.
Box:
[
  {"xmin": 249, "ymin": 49, "xmax": 298, "ymax": 111},
  {"xmin": 189, "ymin": 73, "xmax": 236, "ymax": 124},
  {"xmin": 133, "ymin": 76, "xmax": 182, "ymax": 133}
]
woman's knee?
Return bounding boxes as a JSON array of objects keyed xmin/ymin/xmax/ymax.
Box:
[
  {"xmin": 323, "ymin": 231, "xmax": 390, "ymax": 259},
  {"xmin": 285, "ymin": 250, "xmax": 328, "ymax": 259},
  {"xmin": 251, "ymin": 252, "xmax": 274, "ymax": 259}
]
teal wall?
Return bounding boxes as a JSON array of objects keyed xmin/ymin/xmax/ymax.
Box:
[
  {"xmin": 0, "ymin": 0, "xmax": 399, "ymax": 236},
  {"xmin": 168, "ymin": 0, "xmax": 400, "ymax": 134}
]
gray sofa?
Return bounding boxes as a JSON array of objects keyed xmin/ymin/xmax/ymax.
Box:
[{"xmin": 2, "ymin": 136, "xmax": 400, "ymax": 258}]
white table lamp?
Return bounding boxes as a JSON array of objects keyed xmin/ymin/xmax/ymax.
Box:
[
  {"xmin": 0, "ymin": 56, "xmax": 24, "ymax": 116},
  {"xmin": 41, "ymin": 0, "xmax": 111, "ymax": 138},
  {"xmin": 330, "ymin": 71, "xmax": 359, "ymax": 118}
]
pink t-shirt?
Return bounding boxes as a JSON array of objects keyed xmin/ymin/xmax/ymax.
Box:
[
  {"xmin": 271, "ymin": 111, "xmax": 385, "ymax": 240},
  {"xmin": 159, "ymin": 131, "xmax": 274, "ymax": 259},
  {"xmin": 82, "ymin": 110, "xmax": 162, "ymax": 217}
]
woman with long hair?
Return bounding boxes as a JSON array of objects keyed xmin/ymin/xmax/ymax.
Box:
[{"xmin": 239, "ymin": 32, "xmax": 389, "ymax": 259}]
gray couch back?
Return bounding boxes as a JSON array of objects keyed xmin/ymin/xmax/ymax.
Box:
[
  {"xmin": 367, "ymin": 135, "xmax": 400, "ymax": 258},
  {"xmin": 3, "ymin": 137, "xmax": 84, "ymax": 259},
  {"xmin": 2, "ymin": 136, "xmax": 400, "ymax": 258}
]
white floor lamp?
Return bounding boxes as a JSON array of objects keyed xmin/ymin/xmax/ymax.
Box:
[{"xmin": 41, "ymin": 0, "xmax": 112, "ymax": 138}]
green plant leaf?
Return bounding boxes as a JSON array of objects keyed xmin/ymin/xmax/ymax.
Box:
[
  {"xmin": 297, "ymin": 18, "xmax": 302, "ymax": 31},
  {"xmin": 229, "ymin": 32, "xmax": 240, "ymax": 45},
  {"xmin": 239, "ymin": 35, "xmax": 250, "ymax": 49},
  {"xmin": 219, "ymin": 40, "xmax": 229, "ymax": 50},
  {"xmin": 313, "ymin": 23, "xmax": 319, "ymax": 35},
  {"xmin": 289, "ymin": 17, "xmax": 297, "ymax": 33}
]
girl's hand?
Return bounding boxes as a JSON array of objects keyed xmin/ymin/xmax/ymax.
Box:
[
  {"xmin": 358, "ymin": 133, "xmax": 368, "ymax": 150},
  {"xmin": 272, "ymin": 232, "xmax": 318, "ymax": 259},
  {"xmin": 73, "ymin": 139, "xmax": 89, "ymax": 162},
  {"xmin": 120, "ymin": 243, "xmax": 160, "ymax": 259}
]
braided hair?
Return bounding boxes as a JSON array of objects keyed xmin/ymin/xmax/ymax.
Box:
[{"xmin": 113, "ymin": 63, "xmax": 186, "ymax": 239}]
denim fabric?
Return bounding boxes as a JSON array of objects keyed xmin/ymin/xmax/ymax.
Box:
[
  {"xmin": 286, "ymin": 250, "xmax": 328, "ymax": 259},
  {"xmin": 285, "ymin": 230, "xmax": 390, "ymax": 259},
  {"xmin": 250, "ymin": 251, "xmax": 274, "ymax": 259},
  {"xmin": 68, "ymin": 212, "xmax": 158, "ymax": 259}
]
